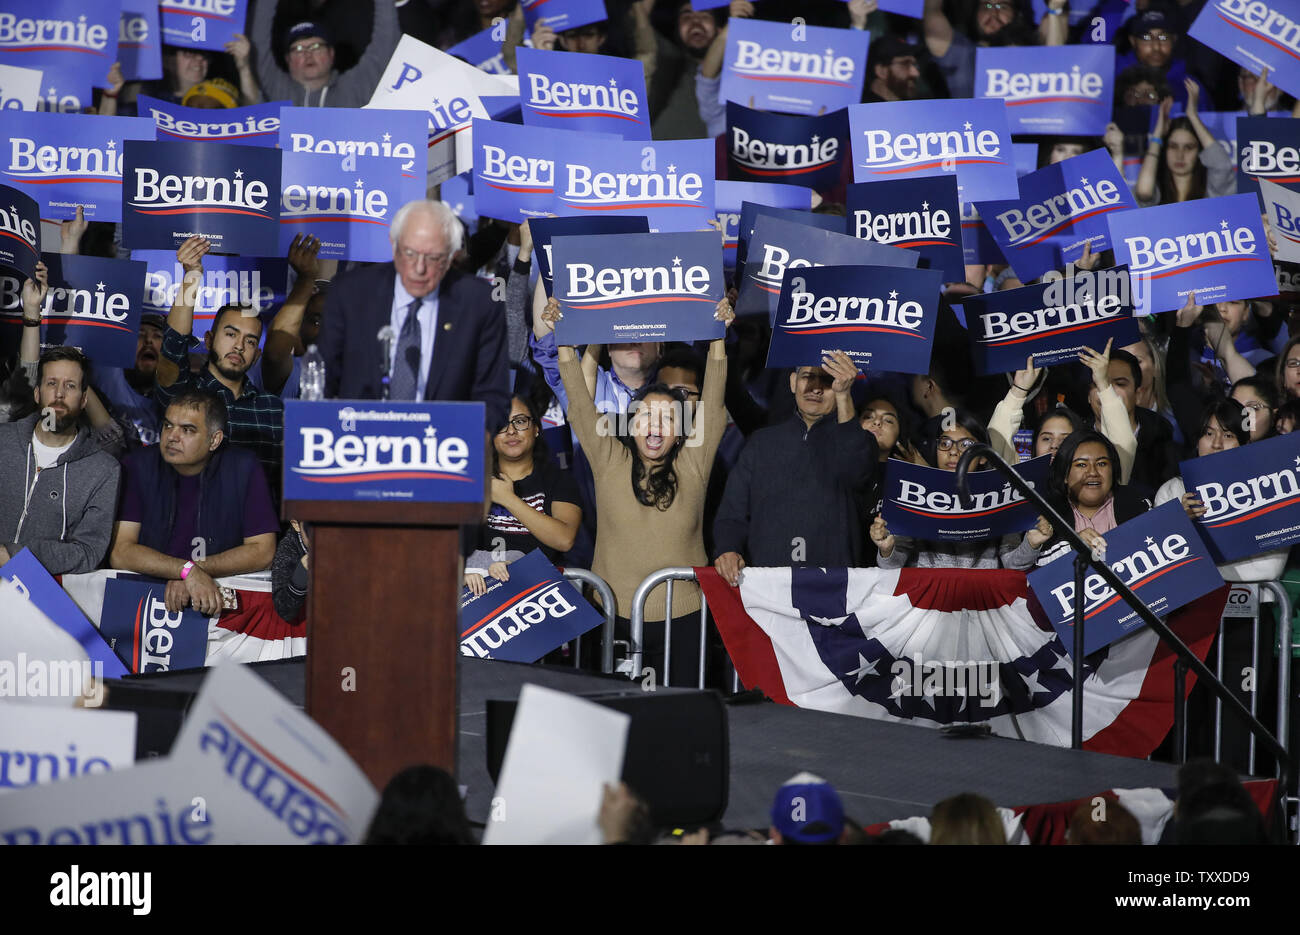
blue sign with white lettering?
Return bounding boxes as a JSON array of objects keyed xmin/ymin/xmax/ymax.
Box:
[
  {"xmin": 720, "ymin": 18, "xmax": 868, "ymax": 116},
  {"xmin": 135, "ymin": 250, "xmax": 287, "ymax": 340},
  {"xmin": 961, "ymin": 198, "xmax": 1005, "ymax": 266},
  {"xmin": 0, "ymin": 0, "xmax": 119, "ymax": 91},
  {"xmin": 1181, "ymin": 430, "xmax": 1300, "ymax": 562},
  {"xmin": 1, "ymin": 111, "xmax": 156, "ymax": 222},
  {"xmin": 766, "ymin": 263, "xmax": 942, "ymax": 372},
  {"xmin": 1028, "ymin": 500, "xmax": 1225, "ymax": 656},
  {"xmin": 881, "ymin": 454, "xmax": 1050, "ymax": 541},
  {"xmin": 739, "ymin": 214, "xmax": 918, "ymax": 319},
  {"xmin": 847, "ymin": 175, "xmax": 965, "ymax": 282},
  {"xmin": 159, "ymin": 0, "xmax": 247, "ymax": 53},
  {"xmin": 517, "ymin": 47, "xmax": 650, "ymax": 139},
  {"xmin": 849, "ymin": 98, "xmax": 1019, "ymax": 202},
  {"xmin": 0, "ymin": 184, "xmax": 40, "ymax": 279},
  {"xmin": 963, "ymin": 266, "xmax": 1140, "ymax": 375},
  {"xmin": 1108, "ymin": 193, "xmax": 1277, "ymax": 315},
  {"xmin": 736, "ymin": 200, "xmax": 841, "ymax": 279},
  {"xmin": 473, "ymin": 119, "xmax": 613, "ymax": 223},
  {"xmin": 529, "ymin": 214, "xmax": 650, "ymax": 297},
  {"xmin": 282, "ymin": 400, "xmax": 486, "ymax": 503},
  {"xmin": 138, "ymin": 94, "xmax": 281, "ymax": 147},
  {"xmin": 978, "ymin": 147, "xmax": 1138, "ymax": 281},
  {"xmin": 714, "ymin": 180, "xmax": 812, "ymax": 271},
  {"xmin": 36, "ymin": 253, "xmax": 145, "ymax": 368},
  {"xmin": 100, "ymin": 574, "xmax": 209, "ymax": 673},
  {"xmin": 520, "ymin": 0, "xmax": 609, "ymax": 34},
  {"xmin": 459, "ymin": 549, "xmax": 605, "ymax": 663},
  {"xmin": 841, "ymin": 0, "xmax": 923, "ymax": 16},
  {"xmin": 725, "ymin": 102, "xmax": 847, "ymax": 192},
  {"xmin": 552, "ymin": 230, "xmax": 725, "ymax": 344},
  {"xmin": 448, "ymin": 25, "xmax": 511, "ymax": 76},
  {"xmin": 119, "ymin": 0, "xmax": 162, "ymax": 82},
  {"xmin": 29, "ymin": 60, "xmax": 92, "ymax": 113},
  {"xmin": 1189, "ymin": 0, "xmax": 1300, "ymax": 100},
  {"xmin": 279, "ymin": 152, "xmax": 401, "ymax": 262},
  {"xmin": 975, "ymin": 45, "xmax": 1113, "ymax": 136},
  {"xmin": 553, "ymin": 137, "xmax": 714, "ymax": 232},
  {"xmin": 280, "ymin": 106, "xmax": 426, "ymax": 210},
  {"xmin": 122, "ymin": 139, "xmax": 281, "ymax": 255},
  {"xmin": 1237, "ymin": 116, "xmax": 1300, "ymax": 195}
]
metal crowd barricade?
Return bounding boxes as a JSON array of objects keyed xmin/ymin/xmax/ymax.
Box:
[
  {"xmin": 561, "ymin": 568, "xmax": 617, "ymax": 674},
  {"xmin": 626, "ymin": 567, "xmax": 741, "ymax": 691}
]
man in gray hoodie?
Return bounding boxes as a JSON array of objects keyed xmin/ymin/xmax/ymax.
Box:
[{"xmin": 0, "ymin": 347, "xmax": 122, "ymax": 575}]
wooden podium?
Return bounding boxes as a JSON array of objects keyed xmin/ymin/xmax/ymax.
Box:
[{"xmin": 282, "ymin": 401, "xmax": 487, "ymax": 791}]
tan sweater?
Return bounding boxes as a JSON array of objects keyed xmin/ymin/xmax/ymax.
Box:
[{"xmin": 559, "ymin": 347, "xmax": 726, "ymax": 621}]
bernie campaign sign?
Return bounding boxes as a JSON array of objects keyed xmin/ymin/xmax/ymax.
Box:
[
  {"xmin": 0, "ymin": 184, "xmax": 40, "ymax": 279},
  {"xmin": 553, "ymin": 138, "xmax": 714, "ymax": 232},
  {"xmin": 1108, "ymin": 193, "xmax": 1277, "ymax": 316},
  {"xmin": 964, "ymin": 266, "xmax": 1140, "ymax": 375},
  {"xmin": 551, "ymin": 230, "xmax": 725, "ymax": 345},
  {"xmin": 1260, "ymin": 179, "xmax": 1300, "ymax": 264},
  {"xmin": 99, "ymin": 574, "xmax": 211, "ymax": 674},
  {"xmin": 529, "ymin": 215, "xmax": 650, "ymax": 297},
  {"xmin": 159, "ymin": 0, "xmax": 247, "ymax": 52},
  {"xmin": 1189, "ymin": 0, "xmax": 1300, "ymax": 99},
  {"xmin": 279, "ymin": 152, "xmax": 402, "ymax": 263},
  {"xmin": 473, "ymin": 120, "xmax": 614, "ymax": 223},
  {"xmin": 714, "ymin": 180, "xmax": 813, "ymax": 271},
  {"xmin": 961, "ymin": 198, "xmax": 1006, "ymax": 266},
  {"xmin": 849, "ymin": 98, "xmax": 1019, "ymax": 201},
  {"xmin": 1180, "ymin": 429, "xmax": 1300, "ymax": 562},
  {"xmin": 766, "ymin": 263, "xmax": 942, "ymax": 373},
  {"xmin": 720, "ymin": 18, "xmax": 868, "ymax": 116},
  {"xmin": 27, "ymin": 61, "xmax": 91, "ymax": 113},
  {"xmin": 138, "ymin": 95, "xmax": 282, "ymax": 147},
  {"xmin": 459, "ymin": 550, "xmax": 605, "ymax": 663},
  {"xmin": 520, "ymin": 0, "xmax": 608, "ymax": 34},
  {"xmin": 280, "ymin": 105, "xmax": 426, "ymax": 209},
  {"xmin": 881, "ymin": 454, "xmax": 1050, "ymax": 542},
  {"xmin": 847, "ymin": 175, "xmax": 965, "ymax": 282},
  {"xmin": 2, "ymin": 111, "xmax": 156, "ymax": 222},
  {"xmin": 283, "ymin": 400, "xmax": 486, "ymax": 504},
  {"xmin": 119, "ymin": 0, "xmax": 163, "ymax": 82},
  {"xmin": 33, "ymin": 254, "xmax": 145, "ymax": 369},
  {"xmin": 979, "ymin": 147, "xmax": 1137, "ymax": 281},
  {"xmin": 1028, "ymin": 501, "xmax": 1225, "ymax": 656},
  {"xmin": 136, "ymin": 250, "xmax": 287, "ymax": 340},
  {"xmin": 0, "ymin": 62, "xmax": 42, "ymax": 110},
  {"xmin": 122, "ymin": 139, "xmax": 282, "ymax": 255},
  {"xmin": 517, "ymin": 47, "xmax": 650, "ymax": 140},
  {"xmin": 975, "ymin": 45, "xmax": 1114, "ymax": 136},
  {"xmin": 448, "ymin": 25, "xmax": 511, "ymax": 76},
  {"xmin": 1237, "ymin": 115, "xmax": 1300, "ymax": 195},
  {"xmin": 725, "ymin": 102, "xmax": 847, "ymax": 193},
  {"xmin": 735, "ymin": 200, "xmax": 841, "ymax": 277},
  {"xmin": 738, "ymin": 214, "xmax": 918, "ymax": 319},
  {"xmin": 0, "ymin": 0, "xmax": 119, "ymax": 91}
]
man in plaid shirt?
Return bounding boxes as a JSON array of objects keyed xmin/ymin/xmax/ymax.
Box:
[{"xmin": 154, "ymin": 236, "xmax": 283, "ymax": 496}]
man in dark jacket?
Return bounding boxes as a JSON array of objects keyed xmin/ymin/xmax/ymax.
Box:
[{"xmin": 712, "ymin": 355, "xmax": 878, "ymax": 584}]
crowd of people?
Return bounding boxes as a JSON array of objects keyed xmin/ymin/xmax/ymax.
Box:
[{"xmin": 2, "ymin": 0, "xmax": 1299, "ymax": 841}]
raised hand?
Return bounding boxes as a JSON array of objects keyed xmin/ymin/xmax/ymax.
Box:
[
  {"xmin": 1181, "ymin": 491, "xmax": 1206, "ymax": 519},
  {"xmin": 177, "ymin": 234, "xmax": 210, "ymax": 274},
  {"xmin": 539, "ymin": 295, "xmax": 563, "ymax": 336},
  {"xmin": 1079, "ymin": 338, "xmax": 1113, "ymax": 391},
  {"xmin": 1175, "ymin": 291, "xmax": 1202, "ymax": 329},
  {"xmin": 822, "ymin": 350, "xmax": 860, "ymax": 394},
  {"xmin": 21, "ymin": 260, "xmax": 49, "ymax": 318},
  {"xmin": 224, "ymin": 33, "xmax": 252, "ymax": 69},
  {"xmin": 1011, "ymin": 355, "xmax": 1040, "ymax": 396},
  {"xmin": 870, "ymin": 514, "xmax": 895, "ymax": 557},
  {"xmin": 287, "ymin": 232, "xmax": 321, "ymax": 279},
  {"xmin": 714, "ymin": 296, "xmax": 735, "ymax": 328}
]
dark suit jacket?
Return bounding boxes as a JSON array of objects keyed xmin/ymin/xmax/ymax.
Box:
[{"xmin": 319, "ymin": 262, "xmax": 510, "ymax": 431}]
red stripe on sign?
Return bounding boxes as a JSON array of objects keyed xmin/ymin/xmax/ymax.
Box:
[
  {"xmin": 782, "ymin": 325, "xmax": 926, "ymax": 337},
  {"xmin": 739, "ymin": 162, "xmax": 836, "ymax": 176},
  {"xmin": 568, "ymin": 295, "xmax": 714, "ymax": 310},
  {"xmin": 0, "ymin": 230, "xmax": 37, "ymax": 253},
  {"xmin": 217, "ymin": 710, "xmax": 349, "ymax": 821},
  {"xmin": 132, "ymin": 596, "xmax": 145, "ymax": 673},
  {"xmin": 1218, "ymin": 13, "xmax": 1300, "ymax": 63},
  {"xmin": 304, "ymin": 471, "xmax": 473, "ymax": 483},
  {"xmin": 462, "ymin": 581, "xmax": 550, "ymax": 638},
  {"xmin": 1005, "ymin": 96, "xmax": 1100, "ymax": 105},
  {"xmin": 1206, "ymin": 493, "xmax": 1300, "ymax": 528},
  {"xmin": 135, "ymin": 206, "xmax": 270, "ymax": 218},
  {"xmin": 535, "ymin": 110, "xmax": 643, "ymax": 122},
  {"xmin": 739, "ymin": 74, "xmax": 850, "ymax": 87},
  {"xmin": 19, "ymin": 177, "xmax": 119, "ymax": 185},
  {"xmin": 1146, "ymin": 256, "xmax": 1259, "ymax": 280},
  {"xmin": 277, "ymin": 215, "xmax": 388, "ymax": 225},
  {"xmin": 1022, "ymin": 204, "xmax": 1124, "ymax": 246},
  {"xmin": 984, "ymin": 319, "xmax": 1114, "ymax": 347},
  {"xmin": 1080, "ymin": 558, "xmax": 1200, "ymax": 620}
]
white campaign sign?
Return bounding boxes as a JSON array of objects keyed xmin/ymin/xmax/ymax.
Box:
[
  {"xmin": 0, "ymin": 63, "xmax": 42, "ymax": 111},
  {"xmin": 0, "ymin": 705, "xmax": 137, "ymax": 793}
]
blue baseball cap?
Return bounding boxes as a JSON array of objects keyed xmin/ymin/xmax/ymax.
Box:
[{"xmin": 770, "ymin": 772, "xmax": 845, "ymax": 844}]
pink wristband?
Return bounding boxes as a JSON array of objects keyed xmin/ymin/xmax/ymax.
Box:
[{"xmin": 181, "ymin": 561, "xmax": 195, "ymax": 580}]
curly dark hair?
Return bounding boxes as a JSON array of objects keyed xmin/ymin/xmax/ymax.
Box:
[{"xmin": 619, "ymin": 384, "xmax": 690, "ymax": 511}]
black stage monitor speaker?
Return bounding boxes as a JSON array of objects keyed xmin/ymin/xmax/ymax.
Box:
[{"xmin": 486, "ymin": 689, "xmax": 729, "ymax": 828}]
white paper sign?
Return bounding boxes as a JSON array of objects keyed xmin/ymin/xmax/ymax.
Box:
[
  {"xmin": 0, "ymin": 63, "xmax": 42, "ymax": 111},
  {"xmin": 0, "ymin": 579, "xmax": 94, "ymax": 707},
  {"xmin": 0, "ymin": 705, "xmax": 137, "ymax": 792}
]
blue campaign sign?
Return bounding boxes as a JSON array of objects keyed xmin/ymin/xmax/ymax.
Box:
[
  {"xmin": 978, "ymin": 147, "xmax": 1137, "ymax": 281},
  {"xmin": 279, "ymin": 152, "xmax": 402, "ymax": 263},
  {"xmin": 159, "ymin": 0, "xmax": 247, "ymax": 53},
  {"xmin": 442, "ymin": 171, "xmax": 478, "ymax": 231},
  {"xmin": 1181, "ymin": 430, "xmax": 1300, "ymax": 562},
  {"xmin": 119, "ymin": 0, "xmax": 162, "ymax": 82},
  {"xmin": 963, "ymin": 266, "xmax": 1141, "ymax": 375},
  {"xmin": 280, "ymin": 106, "xmax": 426, "ymax": 210},
  {"xmin": 529, "ymin": 215, "xmax": 649, "ymax": 297},
  {"xmin": 99, "ymin": 575, "xmax": 209, "ymax": 673},
  {"xmin": 1238, "ymin": 116, "xmax": 1300, "ymax": 195},
  {"xmin": 0, "ymin": 548, "xmax": 127, "ymax": 678},
  {"xmin": 0, "ymin": 184, "xmax": 40, "ymax": 279},
  {"xmin": 473, "ymin": 120, "xmax": 614, "ymax": 223},
  {"xmin": 739, "ymin": 214, "xmax": 918, "ymax": 319},
  {"xmin": 849, "ymin": 98, "xmax": 1019, "ymax": 202},
  {"xmin": 517, "ymin": 47, "xmax": 650, "ymax": 140},
  {"xmin": 136, "ymin": 250, "xmax": 287, "ymax": 340},
  {"xmin": 2, "ymin": 111, "xmax": 156, "ymax": 222},
  {"xmin": 766, "ymin": 263, "xmax": 942, "ymax": 372},
  {"xmin": 521, "ymin": 0, "xmax": 608, "ymax": 33},
  {"xmin": 447, "ymin": 26, "xmax": 511, "ymax": 76},
  {"xmin": 847, "ymin": 175, "xmax": 965, "ymax": 282},
  {"xmin": 122, "ymin": 139, "xmax": 281, "ymax": 255},
  {"xmin": 138, "ymin": 95, "xmax": 282, "ymax": 147},
  {"xmin": 714, "ymin": 180, "xmax": 812, "ymax": 271},
  {"xmin": 961, "ymin": 198, "xmax": 1006, "ymax": 266},
  {"xmin": 735, "ymin": 200, "xmax": 841, "ymax": 279},
  {"xmin": 1189, "ymin": 0, "xmax": 1300, "ymax": 100},
  {"xmin": 553, "ymin": 137, "xmax": 714, "ymax": 232},
  {"xmin": 282, "ymin": 400, "xmax": 486, "ymax": 503},
  {"xmin": 725, "ymin": 102, "xmax": 847, "ymax": 193},
  {"xmin": 1028, "ymin": 501, "xmax": 1225, "ymax": 656},
  {"xmin": 0, "ymin": 0, "xmax": 119, "ymax": 91},
  {"xmin": 720, "ymin": 18, "xmax": 868, "ymax": 116},
  {"xmin": 459, "ymin": 550, "xmax": 605, "ymax": 663},
  {"xmin": 1108, "ymin": 193, "xmax": 1277, "ymax": 316},
  {"xmin": 29, "ymin": 60, "xmax": 92, "ymax": 113},
  {"xmin": 975, "ymin": 45, "xmax": 1114, "ymax": 136},
  {"xmin": 37, "ymin": 253, "xmax": 145, "ymax": 368},
  {"xmin": 881, "ymin": 454, "xmax": 1050, "ymax": 541},
  {"xmin": 845, "ymin": 0, "xmax": 923, "ymax": 16},
  {"xmin": 551, "ymin": 230, "xmax": 725, "ymax": 344}
]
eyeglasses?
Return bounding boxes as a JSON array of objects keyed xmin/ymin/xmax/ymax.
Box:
[
  {"xmin": 1237, "ymin": 400, "xmax": 1268, "ymax": 412},
  {"xmin": 398, "ymin": 246, "xmax": 450, "ymax": 267},
  {"xmin": 288, "ymin": 41, "xmax": 328, "ymax": 56},
  {"xmin": 497, "ymin": 415, "xmax": 535, "ymax": 434},
  {"xmin": 1137, "ymin": 32, "xmax": 1172, "ymax": 43},
  {"xmin": 936, "ymin": 437, "xmax": 977, "ymax": 452},
  {"xmin": 980, "ymin": 2, "xmax": 1010, "ymax": 10},
  {"xmin": 1124, "ymin": 87, "xmax": 1160, "ymax": 104},
  {"xmin": 1286, "ymin": 359, "xmax": 1300, "ymax": 370}
]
